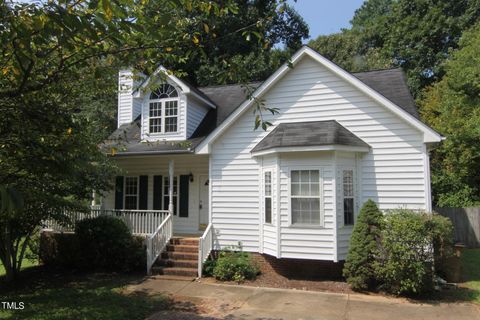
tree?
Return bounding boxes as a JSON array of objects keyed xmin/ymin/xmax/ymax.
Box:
[
  {"xmin": 343, "ymin": 200, "xmax": 384, "ymax": 291},
  {"xmin": 352, "ymin": 0, "xmax": 480, "ymax": 96},
  {"xmin": 142, "ymin": 0, "xmax": 309, "ymax": 86},
  {"xmin": 308, "ymin": 30, "xmax": 392, "ymax": 73},
  {"xmin": 419, "ymin": 22, "xmax": 480, "ymax": 207},
  {"xmin": 0, "ymin": 0, "xmax": 264, "ymax": 282}
]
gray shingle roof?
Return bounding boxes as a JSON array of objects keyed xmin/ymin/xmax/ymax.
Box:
[
  {"xmin": 251, "ymin": 120, "xmax": 370, "ymax": 153},
  {"xmin": 353, "ymin": 68, "xmax": 419, "ymax": 119},
  {"xmin": 106, "ymin": 66, "xmax": 417, "ymax": 156}
]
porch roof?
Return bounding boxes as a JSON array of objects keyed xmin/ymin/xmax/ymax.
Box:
[{"xmin": 251, "ymin": 120, "xmax": 370, "ymax": 156}]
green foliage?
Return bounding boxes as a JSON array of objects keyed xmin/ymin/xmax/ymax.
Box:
[
  {"xmin": 374, "ymin": 209, "xmax": 454, "ymax": 295},
  {"xmin": 343, "ymin": 199, "xmax": 384, "ymax": 291},
  {"xmin": 212, "ymin": 248, "xmax": 260, "ymax": 282},
  {"xmin": 309, "ymin": 30, "xmax": 393, "ymax": 73},
  {"xmin": 75, "ymin": 216, "xmax": 144, "ymax": 272},
  {"xmin": 420, "ymin": 22, "xmax": 480, "ymax": 207},
  {"xmin": 202, "ymin": 257, "xmax": 217, "ymax": 277}
]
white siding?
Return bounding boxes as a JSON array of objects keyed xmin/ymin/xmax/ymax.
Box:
[
  {"xmin": 103, "ymin": 155, "xmax": 208, "ymax": 234},
  {"xmin": 210, "ymin": 56, "xmax": 427, "ymax": 260},
  {"xmin": 187, "ymin": 96, "xmax": 209, "ymax": 138}
]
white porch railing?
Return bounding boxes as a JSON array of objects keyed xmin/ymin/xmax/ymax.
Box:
[
  {"xmin": 198, "ymin": 223, "xmax": 213, "ymax": 277},
  {"xmin": 43, "ymin": 209, "xmax": 170, "ymax": 235},
  {"xmin": 146, "ymin": 213, "xmax": 173, "ymax": 274}
]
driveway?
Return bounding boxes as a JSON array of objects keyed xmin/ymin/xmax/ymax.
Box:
[{"xmin": 125, "ymin": 278, "xmax": 480, "ymax": 320}]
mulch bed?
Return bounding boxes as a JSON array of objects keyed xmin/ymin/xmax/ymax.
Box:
[{"xmin": 201, "ymin": 272, "xmax": 353, "ymax": 294}]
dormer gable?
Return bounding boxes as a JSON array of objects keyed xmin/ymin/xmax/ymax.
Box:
[{"xmin": 117, "ymin": 66, "xmax": 216, "ymax": 143}]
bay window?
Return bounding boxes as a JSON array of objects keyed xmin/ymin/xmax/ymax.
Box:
[
  {"xmin": 343, "ymin": 169, "xmax": 355, "ymax": 225},
  {"xmin": 291, "ymin": 170, "xmax": 322, "ymax": 225}
]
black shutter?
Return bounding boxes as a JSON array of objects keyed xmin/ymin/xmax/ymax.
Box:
[
  {"xmin": 114, "ymin": 176, "xmax": 124, "ymax": 210},
  {"xmin": 179, "ymin": 175, "xmax": 189, "ymax": 217},
  {"xmin": 139, "ymin": 175, "xmax": 148, "ymax": 210},
  {"xmin": 153, "ymin": 175, "xmax": 163, "ymax": 210}
]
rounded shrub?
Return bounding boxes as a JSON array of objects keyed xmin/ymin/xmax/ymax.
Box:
[
  {"xmin": 75, "ymin": 215, "xmax": 135, "ymax": 271},
  {"xmin": 374, "ymin": 209, "xmax": 454, "ymax": 295},
  {"xmin": 343, "ymin": 199, "xmax": 384, "ymax": 291},
  {"xmin": 212, "ymin": 250, "xmax": 259, "ymax": 282}
]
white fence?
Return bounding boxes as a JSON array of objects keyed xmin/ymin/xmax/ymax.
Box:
[
  {"xmin": 43, "ymin": 209, "xmax": 170, "ymax": 235},
  {"xmin": 146, "ymin": 213, "xmax": 173, "ymax": 274},
  {"xmin": 198, "ymin": 223, "xmax": 213, "ymax": 277}
]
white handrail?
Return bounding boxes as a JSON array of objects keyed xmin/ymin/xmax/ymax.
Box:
[
  {"xmin": 146, "ymin": 213, "xmax": 173, "ymax": 275},
  {"xmin": 198, "ymin": 223, "xmax": 213, "ymax": 278}
]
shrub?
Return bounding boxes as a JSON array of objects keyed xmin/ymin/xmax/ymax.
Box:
[
  {"xmin": 212, "ymin": 249, "xmax": 259, "ymax": 282},
  {"xmin": 202, "ymin": 258, "xmax": 217, "ymax": 277},
  {"xmin": 343, "ymin": 199, "xmax": 384, "ymax": 291},
  {"xmin": 40, "ymin": 231, "xmax": 81, "ymax": 268},
  {"xmin": 374, "ymin": 209, "xmax": 454, "ymax": 295},
  {"xmin": 75, "ymin": 216, "xmax": 142, "ymax": 272}
]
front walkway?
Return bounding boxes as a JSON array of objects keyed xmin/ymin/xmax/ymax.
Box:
[{"xmin": 125, "ymin": 278, "xmax": 480, "ymax": 320}]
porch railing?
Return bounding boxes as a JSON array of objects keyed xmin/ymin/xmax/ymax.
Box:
[
  {"xmin": 43, "ymin": 209, "xmax": 170, "ymax": 235},
  {"xmin": 146, "ymin": 213, "xmax": 173, "ymax": 274},
  {"xmin": 198, "ymin": 223, "xmax": 213, "ymax": 277}
]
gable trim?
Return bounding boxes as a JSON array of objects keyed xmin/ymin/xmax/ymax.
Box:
[
  {"xmin": 195, "ymin": 46, "xmax": 442, "ymax": 154},
  {"xmin": 132, "ymin": 65, "xmax": 216, "ymax": 109}
]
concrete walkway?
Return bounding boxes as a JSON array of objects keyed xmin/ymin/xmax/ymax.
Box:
[{"xmin": 126, "ymin": 278, "xmax": 480, "ymax": 320}]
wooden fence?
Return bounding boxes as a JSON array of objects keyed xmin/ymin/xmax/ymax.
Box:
[{"xmin": 434, "ymin": 207, "xmax": 480, "ymax": 248}]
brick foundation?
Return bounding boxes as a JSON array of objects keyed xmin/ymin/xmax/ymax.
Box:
[{"xmin": 250, "ymin": 253, "xmax": 344, "ymax": 280}]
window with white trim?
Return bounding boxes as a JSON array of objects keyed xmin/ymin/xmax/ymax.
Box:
[
  {"xmin": 343, "ymin": 169, "xmax": 354, "ymax": 225},
  {"xmin": 264, "ymin": 171, "xmax": 272, "ymax": 224},
  {"xmin": 163, "ymin": 176, "xmax": 178, "ymax": 215},
  {"xmin": 124, "ymin": 176, "xmax": 139, "ymax": 210},
  {"xmin": 148, "ymin": 84, "xmax": 179, "ymax": 134},
  {"xmin": 291, "ymin": 170, "xmax": 321, "ymax": 225}
]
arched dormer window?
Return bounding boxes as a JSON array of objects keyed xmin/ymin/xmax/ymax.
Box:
[{"xmin": 149, "ymin": 84, "xmax": 179, "ymax": 133}]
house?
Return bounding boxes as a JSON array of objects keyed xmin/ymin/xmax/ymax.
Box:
[{"xmin": 100, "ymin": 46, "xmax": 443, "ymax": 277}]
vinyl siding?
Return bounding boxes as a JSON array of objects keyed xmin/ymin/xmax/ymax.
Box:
[
  {"xmin": 187, "ymin": 96, "xmax": 209, "ymax": 138},
  {"xmin": 118, "ymin": 70, "xmax": 139, "ymax": 127},
  {"xmin": 210, "ymin": 56, "xmax": 427, "ymax": 260},
  {"xmin": 103, "ymin": 154, "xmax": 208, "ymax": 234}
]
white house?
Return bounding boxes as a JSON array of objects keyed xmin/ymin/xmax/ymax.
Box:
[{"xmin": 101, "ymin": 46, "xmax": 443, "ymax": 277}]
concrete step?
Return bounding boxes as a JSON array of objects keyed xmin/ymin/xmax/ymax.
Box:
[
  {"xmin": 161, "ymin": 251, "xmax": 198, "ymax": 261},
  {"xmin": 151, "ymin": 274, "xmax": 196, "ymax": 281},
  {"xmin": 156, "ymin": 259, "xmax": 198, "ymax": 268},
  {"xmin": 166, "ymin": 244, "xmax": 198, "ymax": 253},
  {"xmin": 152, "ymin": 266, "xmax": 198, "ymax": 277},
  {"xmin": 170, "ymin": 237, "xmax": 199, "ymax": 246}
]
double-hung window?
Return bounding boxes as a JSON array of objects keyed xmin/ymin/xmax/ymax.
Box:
[
  {"xmin": 124, "ymin": 177, "xmax": 139, "ymax": 210},
  {"xmin": 343, "ymin": 169, "xmax": 355, "ymax": 225},
  {"xmin": 149, "ymin": 84, "xmax": 179, "ymax": 134},
  {"xmin": 291, "ymin": 170, "xmax": 321, "ymax": 225},
  {"xmin": 264, "ymin": 171, "xmax": 272, "ymax": 224},
  {"xmin": 163, "ymin": 176, "xmax": 178, "ymax": 215}
]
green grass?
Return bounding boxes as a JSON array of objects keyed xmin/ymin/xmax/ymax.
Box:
[
  {"xmin": 0, "ymin": 241, "xmax": 38, "ymax": 277},
  {"xmin": 0, "ymin": 271, "xmax": 170, "ymax": 320},
  {"xmin": 440, "ymin": 248, "xmax": 480, "ymax": 304}
]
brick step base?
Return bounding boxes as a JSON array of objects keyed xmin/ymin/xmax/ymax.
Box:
[
  {"xmin": 157, "ymin": 259, "xmax": 198, "ymax": 268},
  {"xmin": 170, "ymin": 237, "xmax": 199, "ymax": 246},
  {"xmin": 166, "ymin": 244, "xmax": 198, "ymax": 253},
  {"xmin": 151, "ymin": 266, "xmax": 198, "ymax": 277},
  {"xmin": 161, "ymin": 251, "xmax": 198, "ymax": 260}
]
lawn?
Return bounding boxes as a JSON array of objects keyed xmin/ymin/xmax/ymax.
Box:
[
  {"xmin": 0, "ymin": 270, "xmax": 170, "ymax": 320},
  {"xmin": 439, "ymin": 248, "xmax": 480, "ymax": 304}
]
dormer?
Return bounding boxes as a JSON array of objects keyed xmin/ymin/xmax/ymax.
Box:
[{"xmin": 118, "ymin": 66, "xmax": 216, "ymax": 142}]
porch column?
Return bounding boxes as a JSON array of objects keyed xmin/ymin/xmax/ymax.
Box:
[{"xmin": 168, "ymin": 159, "xmax": 174, "ymax": 214}]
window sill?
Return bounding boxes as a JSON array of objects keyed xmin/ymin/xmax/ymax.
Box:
[{"xmin": 288, "ymin": 224, "xmax": 325, "ymax": 229}]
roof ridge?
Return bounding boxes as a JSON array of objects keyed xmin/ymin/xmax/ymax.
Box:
[{"xmin": 352, "ymin": 67, "xmax": 403, "ymax": 74}]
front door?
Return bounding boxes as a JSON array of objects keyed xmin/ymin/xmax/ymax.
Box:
[{"xmin": 199, "ymin": 175, "xmax": 209, "ymax": 231}]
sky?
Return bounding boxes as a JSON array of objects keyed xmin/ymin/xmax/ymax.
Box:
[{"xmin": 288, "ymin": 0, "xmax": 365, "ymax": 41}]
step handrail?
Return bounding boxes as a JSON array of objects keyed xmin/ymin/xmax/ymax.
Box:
[
  {"xmin": 198, "ymin": 223, "xmax": 213, "ymax": 278},
  {"xmin": 146, "ymin": 213, "xmax": 173, "ymax": 275}
]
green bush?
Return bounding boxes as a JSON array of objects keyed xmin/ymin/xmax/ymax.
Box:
[
  {"xmin": 202, "ymin": 258, "xmax": 217, "ymax": 277},
  {"xmin": 75, "ymin": 216, "xmax": 138, "ymax": 272},
  {"xmin": 212, "ymin": 249, "xmax": 259, "ymax": 282},
  {"xmin": 343, "ymin": 199, "xmax": 384, "ymax": 291},
  {"xmin": 374, "ymin": 209, "xmax": 454, "ymax": 295}
]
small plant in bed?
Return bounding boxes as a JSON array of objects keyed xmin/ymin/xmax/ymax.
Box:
[{"xmin": 212, "ymin": 246, "xmax": 260, "ymax": 282}]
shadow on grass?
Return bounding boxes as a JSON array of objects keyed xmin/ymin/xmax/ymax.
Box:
[{"xmin": 0, "ymin": 267, "xmax": 171, "ymax": 320}]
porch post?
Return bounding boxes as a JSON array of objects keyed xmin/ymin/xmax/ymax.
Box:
[{"xmin": 168, "ymin": 159, "xmax": 174, "ymax": 214}]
